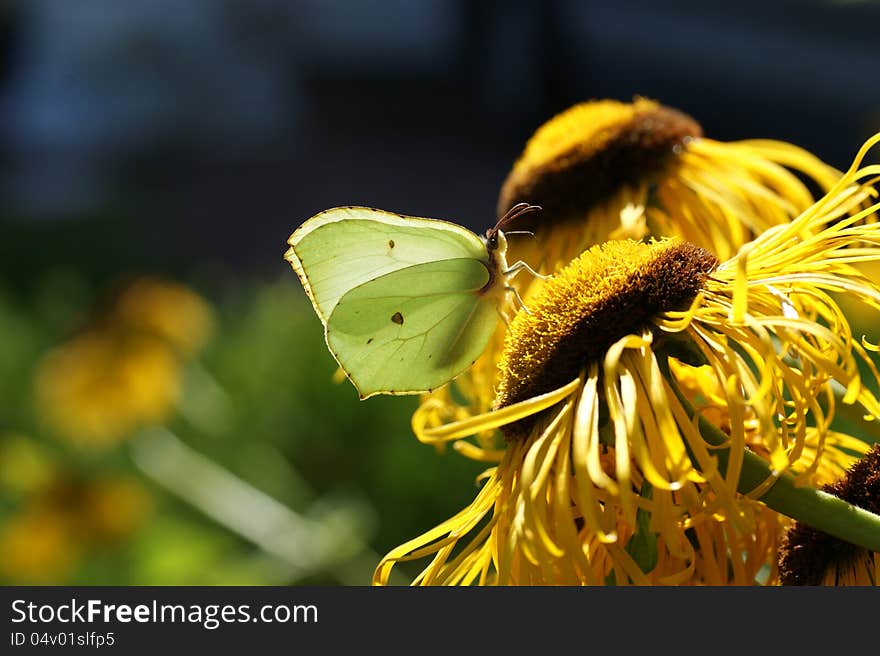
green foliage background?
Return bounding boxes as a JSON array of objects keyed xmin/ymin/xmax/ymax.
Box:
[{"xmin": 0, "ymin": 216, "xmax": 486, "ymax": 585}]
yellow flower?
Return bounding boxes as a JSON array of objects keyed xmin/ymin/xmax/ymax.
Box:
[
  {"xmin": 376, "ymin": 133, "xmax": 880, "ymax": 585},
  {"xmin": 669, "ymin": 358, "xmax": 870, "ymax": 488},
  {"xmin": 35, "ymin": 330, "xmax": 181, "ymax": 446},
  {"xmin": 499, "ymin": 97, "xmax": 841, "ymax": 264},
  {"xmin": 778, "ymin": 444, "xmax": 880, "ymax": 585},
  {"xmin": 111, "ymin": 278, "xmax": 214, "ymax": 356},
  {"xmin": 419, "ymin": 98, "xmax": 843, "ymax": 450}
]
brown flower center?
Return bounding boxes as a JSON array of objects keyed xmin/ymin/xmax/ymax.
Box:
[
  {"xmin": 497, "ymin": 99, "xmax": 702, "ymax": 229},
  {"xmin": 495, "ymin": 238, "xmax": 717, "ymax": 437}
]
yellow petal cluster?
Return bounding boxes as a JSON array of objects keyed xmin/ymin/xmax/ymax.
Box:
[{"xmin": 377, "ymin": 123, "xmax": 880, "ymax": 586}]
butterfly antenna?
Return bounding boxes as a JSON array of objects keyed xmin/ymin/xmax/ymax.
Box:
[{"xmin": 487, "ymin": 203, "xmax": 542, "ymax": 239}]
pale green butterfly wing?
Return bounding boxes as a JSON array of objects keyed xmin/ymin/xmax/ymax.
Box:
[
  {"xmin": 285, "ymin": 207, "xmax": 489, "ymax": 324},
  {"xmin": 326, "ymin": 258, "xmax": 498, "ymax": 398}
]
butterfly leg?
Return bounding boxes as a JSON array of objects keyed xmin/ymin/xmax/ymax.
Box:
[
  {"xmin": 505, "ymin": 285, "xmax": 532, "ymax": 315},
  {"xmin": 495, "ymin": 303, "xmax": 512, "ymax": 327},
  {"xmin": 505, "ymin": 260, "xmax": 550, "ymax": 281}
]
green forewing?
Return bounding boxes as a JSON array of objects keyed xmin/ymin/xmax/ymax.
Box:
[
  {"xmin": 326, "ymin": 258, "xmax": 497, "ymax": 397},
  {"xmin": 287, "ymin": 207, "xmax": 488, "ymax": 323}
]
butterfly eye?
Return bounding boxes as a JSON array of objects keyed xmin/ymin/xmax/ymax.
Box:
[{"xmin": 487, "ymin": 235, "xmax": 498, "ymax": 250}]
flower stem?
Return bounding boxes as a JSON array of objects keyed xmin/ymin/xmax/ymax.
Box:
[
  {"xmin": 662, "ymin": 357, "xmax": 880, "ymax": 552},
  {"xmin": 696, "ymin": 411, "xmax": 880, "ymax": 552}
]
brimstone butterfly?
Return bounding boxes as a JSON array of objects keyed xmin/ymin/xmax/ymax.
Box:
[{"xmin": 284, "ymin": 203, "xmax": 542, "ymax": 399}]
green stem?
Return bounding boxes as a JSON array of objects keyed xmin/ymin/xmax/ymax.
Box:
[{"xmin": 662, "ymin": 357, "xmax": 880, "ymax": 553}]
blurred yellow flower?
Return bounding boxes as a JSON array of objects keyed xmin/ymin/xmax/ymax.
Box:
[
  {"xmin": 33, "ymin": 276, "xmax": 214, "ymax": 447},
  {"xmin": 35, "ymin": 331, "xmax": 181, "ymax": 446},
  {"xmin": 0, "ymin": 506, "xmax": 78, "ymax": 584},
  {"xmin": 111, "ymin": 278, "xmax": 214, "ymax": 356},
  {"xmin": 377, "ymin": 134, "xmax": 880, "ymax": 585},
  {"xmin": 0, "ymin": 473, "xmax": 153, "ymax": 584},
  {"xmin": 80, "ymin": 476, "xmax": 153, "ymax": 543}
]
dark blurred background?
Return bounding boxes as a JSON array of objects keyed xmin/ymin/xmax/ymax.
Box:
[
  {"xmin": 1, "ymin": 0, "xmax": 879, "ymax": 585},
  {"xmin": 3, "ymin": 0, "xmax": 880, "ymax": 280}
]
